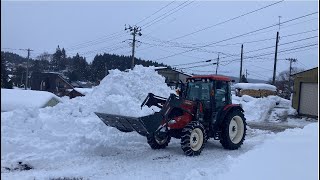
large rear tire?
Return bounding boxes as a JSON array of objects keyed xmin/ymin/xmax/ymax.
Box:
[
  {"xmin": 147, "ymin": 133, "xmax": 171, "ymax": 149},
  {"xmin": 220, "ymin": 110, "xmax": 246, "ymax": 150},
  {"xmin": 181, "ymin": 122, "xmax": 207, "ymax": 156}
]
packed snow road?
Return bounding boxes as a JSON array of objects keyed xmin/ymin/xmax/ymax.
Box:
[
  {"xmin": 1, "ymin": 126, "xmax": 270, "ymax": 180},
  {"xmin": 1, "ymin": 66, "xmax": 318, "ymax": 180}
]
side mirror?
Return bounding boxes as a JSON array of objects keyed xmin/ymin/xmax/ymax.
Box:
[{"xmin": 231, "ymin": 80, "xmax": 235, "ymax": 83}]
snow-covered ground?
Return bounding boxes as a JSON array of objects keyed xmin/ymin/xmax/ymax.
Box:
[{"xmin": 1, "ymin": 66, "xmax": 318, "ymax": 180}]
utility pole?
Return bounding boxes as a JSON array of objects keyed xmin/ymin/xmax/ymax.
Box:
[
  {"xmin": 245, "ymin": 69, "xmax": 249, "ymax": 79},
  {"xmin": 215, "ymin": 53, "xmax": 220, "ymax": 75},
  {"xmin": 272, "ymin": 31, "xmax": 280, "ymax": 85},
  {"xmin": 278, "ymin": 16, "xmax": 282, "ymax": 31},
  {"xmin": 19, "ymin": 48, "xmax": 33, "ymax": 90},
  {"xmin": 286, "ymin": 58, "xmax": 297, "ymax": 91},
  {"xmin": 239, "ymin": 44, "xmax": 244, "ymax": 82},
  {"xmin": 125, "ymin": 25, "xmax": 142, "ymax": 70}
]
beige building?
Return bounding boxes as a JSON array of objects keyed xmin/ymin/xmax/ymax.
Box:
[{"xmin": 291, "ymin": 67, "xmax": 318, "ymax": 117}]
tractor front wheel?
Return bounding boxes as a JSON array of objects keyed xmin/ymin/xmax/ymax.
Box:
[
  {"xmin": 220, "ymin": 110, "xmax": 246, "ymax": 150},
  {"xmin": 181, "ymin": 122, "xmax": 207, "ymax": 156},
  {"xmin": 147, "ymin": 133, "xmax": 171, "ymax": 149}
]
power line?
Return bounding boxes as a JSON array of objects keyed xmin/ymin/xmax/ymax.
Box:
[
  {"xmin": 141, "ymin": 1, "xmax": 194, "ymax": 29},
  {"xmin": 281, "ymin": 29, "xmax": 318, "ymax": 38},
  {"xmin": 141, "ymin": 43, "xmax": 210, "ymax": 60},
  {"xmin": 219, "ymin": 42, "xmax": 318, "ymax": 64},
  {"xmin": 243, "ymin": 35, "xmax": 318, "ymax": 54},
  {"xmin": 135, "ymin": 1, "xmax": 176, "ymax": 25},
  {"xmin": 208, "ymin": 28, "xmax": 318, "ymax": 47},
  {"xmin": 67, "ymin": 32, "xmax": 127, "ymax": 52},
  {"xmin": 166, "ymin": 33, "xmax": 317, "ymax": 68},
  {"xmin": 78, "ymin": 42, "xmax": 126, "ymax": 56},
  {"xmin": 172, "ymin": 59, "xmax": 213, "ymax": 67},
  {"xmin": 171, "ymin": 1, "xmax": 284, "ymax": 41},
  {"xmin": 138, "ymin": 1, "xmax": 284, "ymax": 52},
  {"xmin": 153, "ymin": 12, "xmax": 318, "ymax": 61},
  {"xmin": 1, "ymin": 48, "xmax": 20, "ymax": 51}
]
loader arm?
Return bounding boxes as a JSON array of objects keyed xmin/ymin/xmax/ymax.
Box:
[{"xmin": 141, "ymin": 93, "xmax": 167, "ymax": 109}]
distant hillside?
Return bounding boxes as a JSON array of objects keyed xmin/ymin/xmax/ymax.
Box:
[{"xmin": 1, "ymin": 51, "xmax": 29, "ymax": 64}]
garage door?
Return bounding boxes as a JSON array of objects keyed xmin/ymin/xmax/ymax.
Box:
[{"xmin": 299, "ymin": 83, "xmax": 318, "ymax": 116}]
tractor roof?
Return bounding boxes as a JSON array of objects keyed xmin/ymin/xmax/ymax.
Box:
[{"xmin": 188, "ymin": 75, "xmax": 232, "ymax": 82}]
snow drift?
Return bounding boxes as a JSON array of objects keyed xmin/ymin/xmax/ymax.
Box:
[{"xmin": 212, "ymin": 123, "xmax": 318, "ymax": 180}]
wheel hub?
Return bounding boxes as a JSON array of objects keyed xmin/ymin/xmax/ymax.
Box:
[
  {"xmin": 190, "ymin": 128, "xmax": 203, "ymax": 151},
  {"xmin": 228, "ymin": 116, "xmax": 244, "ymax": 144}
]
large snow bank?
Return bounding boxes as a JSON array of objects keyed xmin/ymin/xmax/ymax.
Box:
[
  {"xmin": 1, "ymin": 89, "xmax": 61, "ymax": 112},
  {"xmin": 212, "ymin": 123, "xmax": 318, "ymax": 180},
  {"xmin": 1, "ymin": 66, "xmax": 174, "ymax": 176},
  {"xmin": 234, "ymin": 83, "xmax": 277, "ymax": 91}
]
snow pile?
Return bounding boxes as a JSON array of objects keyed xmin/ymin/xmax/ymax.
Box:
[
  {"xmin": 89, "ymin": 66, "xmax": 174, "ymax": 117},
  {"xmin": 212, "ymin": 123, "xmax": 318, "ymax": 180},
  {"xmin": 1, "ymin": 89, "xmax": 61, "ymax": 112},
  {"xmin": 234, "ymin": 83, "xmax": 277, "ymax": 91},
  {"xmin": 1, "ymin": 65, "xmax": 173, "ymax": 176},
  {"xmin": 232, "ymin": 95, "xmax": 296, "ymax": 121}
]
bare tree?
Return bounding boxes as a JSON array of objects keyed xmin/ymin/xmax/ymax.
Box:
[{"xmin": 269, "ymin": 67, "xmax": 304, "ymax": 99}]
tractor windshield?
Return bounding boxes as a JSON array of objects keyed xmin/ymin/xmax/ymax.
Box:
[{"xmin": 186, "ymin": 81, "xmax": 211, "ymax": 101}]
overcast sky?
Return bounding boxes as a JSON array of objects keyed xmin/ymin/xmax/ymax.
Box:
[{"xmin": 1, "ymin": 1, "xmax": 319, "ymax": 80}]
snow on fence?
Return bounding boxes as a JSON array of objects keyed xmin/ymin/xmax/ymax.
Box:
[
  {"xmin": 234, "ymin": 83, "xmax": 277, "ymax": 98},
  {"xmin": 1, "ymin": 89, "xmax": 61, "ymax": 112}
]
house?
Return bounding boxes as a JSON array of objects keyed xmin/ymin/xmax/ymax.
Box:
[
  {"xmin": 291, "ymin": 67, "xmax": 318, "ymax": 117},
  {"xmin": 234, "ymin": 83, "xmax": 277, "ymax": 97},
  {"xmin": 30, "ymin": 72, "xmax": 74, "ymax": 97},
  {"xmin": 154, "ymin": 67, "xmax": 192, "ymax": 87}
]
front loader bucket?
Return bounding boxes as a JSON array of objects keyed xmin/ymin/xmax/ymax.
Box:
[{"xmin": 95, "ymin": 112, "xmax": 163, "ymax": 136}]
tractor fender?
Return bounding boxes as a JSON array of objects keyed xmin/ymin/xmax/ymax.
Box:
[{"xmin": 214, "ymin": 104, "xmax": 244, "ymax": 128}]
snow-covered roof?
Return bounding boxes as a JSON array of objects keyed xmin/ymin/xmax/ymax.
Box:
[
  {"xmin": 1, "ymin": 89, "xmax": 61, "ymax": 112},
  {"xmin": 234, "ymin": 83, "xmax": 277, "ymax": 91},
  {"xmin": 153, "ymin": 66, "xmax": 168, "ymax": 70}
]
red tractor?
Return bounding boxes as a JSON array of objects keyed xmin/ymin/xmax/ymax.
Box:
[{"xmin": 95, "ymin": 75, "xmax": 246, "ymax": 156}]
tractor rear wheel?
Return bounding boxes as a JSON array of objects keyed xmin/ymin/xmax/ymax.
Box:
[
  {"xmin": 220, "ymin": 110, "xmax": 246, "ymax": 150},
  {"xmin": 147, "ymin": 133, "xmax": 171, "ymax": 149},
  {"xmin": 181, "ymin": 122, "xmax": 207, "ymax": 156}
]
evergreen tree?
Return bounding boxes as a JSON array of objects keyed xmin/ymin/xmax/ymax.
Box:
[
  {"xmin": 67, "ymin": 53, "xmax": 89, "ymax": 81},
  {"xmin": 52, "ymin": 46, "xmax": 67, "ymax": 71},
  {"xmin": 1, "ymin": 53, "xmax": 12, "ymax": 88}
]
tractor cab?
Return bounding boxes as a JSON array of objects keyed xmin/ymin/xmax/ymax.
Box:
[{"xmin": 185, "ymin": 75, "xmax": 232, "ymax": 121}]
